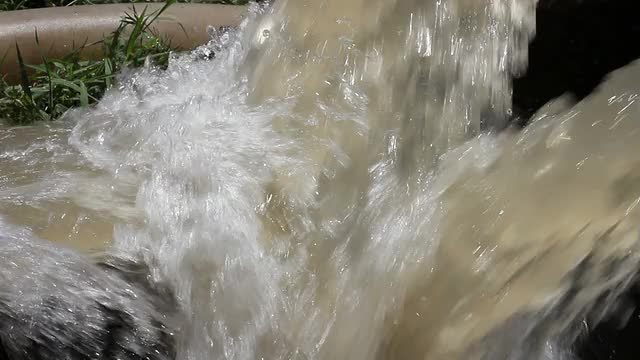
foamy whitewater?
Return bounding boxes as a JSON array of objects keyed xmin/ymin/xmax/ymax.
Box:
[{"xmin": 2, "ymin": 0, "xmax": 640, "ymax": 359}]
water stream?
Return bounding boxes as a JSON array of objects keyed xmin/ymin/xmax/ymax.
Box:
[{"xmin": 2, "ymin": 1, "xmax": 640, "ymax": 359}]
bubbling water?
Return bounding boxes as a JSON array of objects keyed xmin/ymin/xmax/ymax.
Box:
[{"xmin": 1, "ymin": 1, "xmax": 640, "ymax": 359}]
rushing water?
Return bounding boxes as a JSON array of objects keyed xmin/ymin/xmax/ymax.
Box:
[{"xmin": 2, "ymin": 0, "xmax": 640, "ymax": 359}]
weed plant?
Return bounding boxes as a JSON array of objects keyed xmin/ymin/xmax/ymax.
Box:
[
  {"xmin": 0, "ymin": 0, "xmax": 246, "ymax": 12},
  {"xmin": 0, "ymin": 0, "xmax": 179, "ymax": 124}
]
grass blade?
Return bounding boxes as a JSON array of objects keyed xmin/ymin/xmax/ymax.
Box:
[
  {"xmin": 125, "ymin": 6, "xmax": 147, "ymax": 60},
  {"xmin": 78, "ymin": 81, "xmax": 88, "ymax": 106},
  {"xmin": 145, "ymin": 0, "xmax": 177, "ymax": 32},
  {"xmin": 104, "ymin": 58, "xmax": 113, "ymax": 88},
  {"xmin": 50, "ymin": 78, "xmax": 82, "ymax": 93},
  {"xmin": 35, "ymin": 29, "xmax": 54, "ymax": 120},
  {"xmin": 26, "ymin": 64, "xmax": 48, "ymax": 72},
  {"xmin": 15, "ymin": 43, "xmax": 32, "ymax": 100}
]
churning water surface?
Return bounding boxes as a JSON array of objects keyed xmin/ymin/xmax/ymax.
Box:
[{"xmin": 2, "ymin": 0, "xmax": 640, "ymax": 359}]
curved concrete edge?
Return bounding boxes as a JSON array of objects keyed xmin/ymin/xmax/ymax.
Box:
[{"xmin": 0, "ymin": 4, "xmax": 248, "ymax": 83}]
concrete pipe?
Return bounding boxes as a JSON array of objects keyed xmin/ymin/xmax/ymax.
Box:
[{"xmin": 0, "ymin": 3, "xmax": 248, "ymax": 83}]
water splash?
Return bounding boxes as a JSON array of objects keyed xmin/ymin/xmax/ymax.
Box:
[{"xmin": 1, "ymin": 1, "xmax": 640, "ymax": 359}]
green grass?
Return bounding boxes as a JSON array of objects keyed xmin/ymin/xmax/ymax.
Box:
[
  {"xmin": 0, "ymin": 0, "xmax": 245, "ymax": 12},
  {"xmin": 0, "ymin": 0, "xmax": 207, "ymax": 124},
  {"xmin": 0, "ymin": 0, "xmax": 249, "ymax": 124},
  {"xmin": 1, "ymin": 1, "xmax": 175, "ymax": 123}
]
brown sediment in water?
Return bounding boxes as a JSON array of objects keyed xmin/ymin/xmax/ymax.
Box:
[{"xmin": 2, "ymin": 1, "xmax": 640, "ymax": 358}]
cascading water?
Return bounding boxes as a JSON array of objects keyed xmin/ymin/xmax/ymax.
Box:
[{"xmin": 1, "ymin": 0, "xmax": 640, "ymax": 359}]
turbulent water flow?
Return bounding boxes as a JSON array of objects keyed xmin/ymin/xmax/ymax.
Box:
[{"xmin": 2, "ymin": 1, "xmax": 640, "ymax": 359}]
